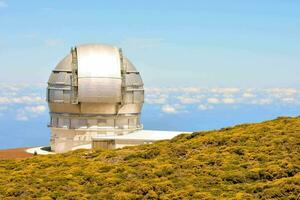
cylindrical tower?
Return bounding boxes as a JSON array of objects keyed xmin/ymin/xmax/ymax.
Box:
[{"xmin": 47, "ymin": 44, "xmax": 144, "ymax": 153}]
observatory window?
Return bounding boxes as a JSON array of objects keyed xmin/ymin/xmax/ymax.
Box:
[
  {"xmin": 137, "ymin": 118, "xmax": 141, "ymax": 127},
  {"xmin": 70, "ymin": 119, "xmax": 79, "ymax": 129},
  {"xmin": 63, "ymin": 90, "xmax": 71, "ymax": 103},
  {"xmin": 57, "ymin": 117, "xmax": 69, "ymax": 128},
  {"xmin": 134, "ymin": 91, "xmax": 144, "ymax": 103},
  {"xmin": 106, "ymin": 119, "xmax": 115, "ymax": 127},
  {"xmin": 46, "ymin": 89, "xmax": 49, "ymax": 102},
  {"xmin": 98, "ymin": 119, "xmax": 106, "ymax": 127},
  {"xmin": 129, "ymin": 118, "xmax": 137, "ymax": 127},
  {"xmin": 65, "ymin": 73, "xmax": 72, "ymax": 85},
  {"xmin": 125, "ymin": 74, "xmax": 143, "ymax": 86},
  {"xmin": 78, "ymin": 119, "xmax": 87, "ymax": 129},
  {"xmin": 124, "ymin": 91, "xmax": 134, "ymax": 104},
  {"xmin": 58, "ymin": 117, "xmax": 64, "ymax": 128},
  {"xmin": 54, "ymin": 72, "xmax": 67, "ymax": 84},
  {"xmin": 49, "ymin": 90, "xmax": 63, "ymax": 102},
  {"xmin": 49, "ymin": 90, "xmax": 55, "ymax": 102},
  {"xmin": 64, "ymin": 118, "xmax": 70, "ymax": 128},
  {"xmin": 88, "ymin": 119, "xmax": 97, "ymax": 128},
  {"xmin": 51, "ymin": 116, "xmax": 58, "ymax": 127},
  {"xmin": 116, "ymin": 118, "xmax": 129, "ymax": 128}
]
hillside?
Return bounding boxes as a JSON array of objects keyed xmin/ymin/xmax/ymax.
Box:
[{"xmin": 0, "ymin": 117, "xmax": 299, "ymax": 200}]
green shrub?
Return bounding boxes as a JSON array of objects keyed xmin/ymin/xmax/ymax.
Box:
[{"xmin": 0, "ymin": 116, "xmax": 299, "ymax": 199}]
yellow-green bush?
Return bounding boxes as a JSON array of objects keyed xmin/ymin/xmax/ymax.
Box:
[{"xmin": 0, "ymin": 116, "xmax": 299, "ymax": 199}]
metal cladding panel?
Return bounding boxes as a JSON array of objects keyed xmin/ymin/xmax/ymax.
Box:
[
  {"xmin": 77, "ymin": 44, "xmax": 121, "ymax": 78},
  {"xmin": 134, "ymin": 90, "xmax": 144, "ymax": 103},
  {"xmin": 49, "ymin": 90, "xmax": 63, "ymax": 102},
  {"xmin": 124, "ymin": 91, "xmax": 134, "ymax": 104},
  {"xmin": 119, "ymin": 104, "xmax": 142, "ymax": 114},
  {"xmin": 54, "ymin": 54, "xmax": 72, "ymax": 72},
  {"xmin": 80, "ymin": 103, "xmax": 117, "ymax": 114},
  {"xmin": 63, "ymin": 90, "xmax": 71, "ymax": 103},
  {"xmin": 124, "ymin": 58, "xmax": 137, "ymax": 72},
  {"xmin": 70, "ymin": 119, "xmax": 80, "ymax": 129},
  {"xmin": 78, "ymin": 78, "xmax": 122, "ymax": 103},
  {"xmin": 48, "ymin": 103, "xmax": 80, "ymax": 113},
  {"xmin": 125, "ymin": 73, "xmax": 143, "ymax": 86},
  {"xmin": 48, "ymin": 72, "xmax": 67, "ymax": 85},
  {"xmin": 51, "ymin": 116, "xmax": 58, "ymax": 127},
  {"xmin": 76, "ymin": 44, "xmax": 122, "ymax": 103},
  {"xmin": 65, "ymin": 74, "xmax": 72, "ymax": 85}
]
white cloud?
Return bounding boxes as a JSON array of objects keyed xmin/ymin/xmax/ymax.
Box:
[
  {"xmin": 281, "ymin": 97, "xmax": 295, "ymax": 103},
  {"xmin": 253, "ymin": 98, "xmax": 273, "ymax": 105},
  {"xmin": 222, "ymin": 98, "xmax": 236, "ymax": 104},
  {"xmin": 0, "ymin": 96, "xmax": 45, "ymax": 105},
  {"xmin": 180, "ymin": 87, "xmax": 201, "ymax": 93},
  {"xmin": 145, "ymin": 86, "xmax": 300, "ymax": 109},
  {"xmin": 25, "ymin": 105, "xmax": 46, "ymax": 113},
  {"xmin": 23, "ymin": 33, "xmax": 37, "ymax": 39},
  {"xmin": 177, "ymin": 96, "xmax": 201, "ymax": 104},
  {"xmin": 210, "ymin": 88, "xmax": 240, "ymax": 94},
  {"xmin": 161, "ymin": 104, "xmax": 177, "ymax": 114},
  {"xmin": 2, "ymin": 84, "xmax": 300, "ymax": 119},
  {"xmin": 243, "ymin": 92, "xmax": 255, "ymax": 98},
  {"xmin": 0, "ymin": 83, "xmax": 47, "ymax": 120},
  {"xmin": 16, "ymin": 105, "xmax": 47, "ymax": 121},
  {"xmin": 207, "ymin": 98, "xmax": 220, "ymax": 104},
  {"xmin": 122, "ymin": 37, "xmax": 165, "ymax": 49},
  {"xmin": 198, "ymin": 104, "xmax": 213, "ymax": 111},
  {"xmin": 16, "ymin": 114, "xmax": 29, "ymax": 121},
  {"xmin": 0, "ymin": 0, "xmax": 7, "ymax": 8},
  {"xmin": 45, "ymin": 39, "xmax": 64, "ymax": 47},
  {"xmin": 0, "ymin": 106, "xmax": 7, "ymax": 111},
  {"xmin": 0, "ymin": 106, "xmax": 8, "ymax": 117},
  {"xmin": 145, "ymin": 94, "xmax": 168, "ymax": 104},
  {"xmin": 265, "ymin": 88, "xmax": 298, "ymax": 97}
]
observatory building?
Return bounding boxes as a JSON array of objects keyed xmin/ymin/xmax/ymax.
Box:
[{"xmin": 47, "ymin": 44, "xmax": 184, "ymax": 153}]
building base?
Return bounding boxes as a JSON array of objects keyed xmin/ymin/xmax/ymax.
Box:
[{"xmin": 50, "ymin": 129, "xmax": 189, "ymax": 153}]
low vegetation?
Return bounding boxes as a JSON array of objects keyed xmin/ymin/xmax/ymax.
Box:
[{"xmin": 0, "ymin": 117, "xmax": 299, "ymax": 199}]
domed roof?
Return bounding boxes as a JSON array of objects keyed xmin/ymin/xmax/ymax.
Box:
[
  {"xmin": 52, "ymin": 44, "xmax": 138, "ymax": 73},
  {"xmin": 47, "ymin": 43, "xmax": 144, "ymax": 107},
  {"xmin": 53, "ymin": 53, "xmax": 72, "ymax": 72},
  {"xmin": 47, "ymin": 44, "xmax": 145, "ymax": 153}
]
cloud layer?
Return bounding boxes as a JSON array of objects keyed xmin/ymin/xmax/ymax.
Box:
[
  {"xmin": 0, "ymin": 0, "xmax": 7, "ymax": 8},
  {"xmin": 145, "ymin": 87, "xmax": 300, "ymax": 114},
  {"xmin": 1, "ymin": 83, "xmax": 299, "ymax": 119},
  {"xmin": 0, "ymin": 83, "xmax": 47, "ymax": 121}
]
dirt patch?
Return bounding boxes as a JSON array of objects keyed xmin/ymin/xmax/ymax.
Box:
[{"xmin": 0, "ymin": 148, "xmax": 33, "ymax": 159}]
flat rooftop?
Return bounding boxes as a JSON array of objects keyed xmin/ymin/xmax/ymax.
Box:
[{"xmin": 92, "ymin": 130, "xmax": 191, "ymax": 141}]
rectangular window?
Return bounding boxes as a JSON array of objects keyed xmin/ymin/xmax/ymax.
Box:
[
  {"xmin": 116, "ymin": 118, "xmax": 129, "ymax": 128},
  {"xmin": 124, "ymin": 91, "xmax": 134, "ymax": 104},
  {"xmin": 58, "ymin": 117, "xmax": 64, "ymax": 128},
  {"xmin": 134, "ymin": 90, "xmax": 144, "ymax": 103},
  {"xmin": 51, "ymin": 116, "xmax": 58, "ymax": 127},
  {"xmin": 106, "ymin": 119, "xmax": 115, "ymax": 127},
  {"xmin": 49, "ymin": 90, "xmax": 63, "ymax": 102},
  {"xmin": 78, "ymin": 119, "xmax": 87, "ymax": 128},
  {"xmin": 98, "ymin": 119, "xmax": 107, "ymax": 127},
  {"xmin": 63, "ymin": 90, "xmax": 71, "ymax": 103},
  {"xmin": 129, "ymin": 118, "xmax": 137, "ymax": 127},
  {"xmin": 70, "ymin": 119, "xmax": 79, "ymax": 129},
  {"xmin": 88, "ymin": 119, "xmax": 97, "ymax": 128}
]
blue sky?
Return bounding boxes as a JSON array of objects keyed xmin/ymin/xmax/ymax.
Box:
[
  {"xmin": 0, "ymin": 0, "xmax": 300, "ymax": 87},
  {"xmin": 0, "ymin": 1, "xmax": 300, "ymax": 149}
]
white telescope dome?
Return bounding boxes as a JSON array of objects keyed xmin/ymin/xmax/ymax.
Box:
[{"xmin": 47, "ymin": 44, "xmax": 144, "ymax": 153}]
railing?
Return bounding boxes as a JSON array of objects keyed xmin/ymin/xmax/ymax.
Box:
[{"xmin": 49, "ymin": 124, "xmax": 143, "ymax": 135}]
